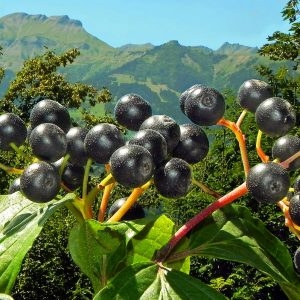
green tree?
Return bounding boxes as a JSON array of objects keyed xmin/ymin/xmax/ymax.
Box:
[
  {"xmin": 256, "ymin": 0, "xmax": 300, "ymax": 104},
  {"xmin": 0, "ymin": 48, "xmax": 111, "ymax": 120}
]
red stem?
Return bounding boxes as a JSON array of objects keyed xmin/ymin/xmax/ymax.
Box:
[{"xmin": 156, "ymin": 181, "xmax": 248, "ymax": 262}]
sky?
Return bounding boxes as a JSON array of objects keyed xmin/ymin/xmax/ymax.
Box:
[{"xmin": 0, "ymin": 0, "xmax": 291, "ymax": 50}]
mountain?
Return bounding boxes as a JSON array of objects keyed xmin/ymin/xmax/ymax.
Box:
[{"xmin": 0, "ymin": 13, "xmax": 286, "ymax": 123}]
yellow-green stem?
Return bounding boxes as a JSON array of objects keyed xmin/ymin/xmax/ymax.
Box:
[
  {"xmin": 217, "ymin": 118, "xmax": 250, "ymax": 176},
  {"xmin": 98, "ymin": 182, "xmax": 115, "ymax": 222},
  {"xmin": 0, "ymin": 162, "xmax": 23, "ymax": 174},
  {"xmin": 192, "ymin": 178, "xmax": 221, "ymax": 198},
  {"xmin": 236, "ymin": 109, "xmax": 248, "ymax": 129},
  {"xmin": 256, "ymin": 130, "xmax": 269, "ymax": 162},
  {"xmin": 107, "ymin": 180, "xmax": 151, "ymax": 222},
  {"xmin": 82, "ymin": 158, "xmax": 93, "ymax": 200}
]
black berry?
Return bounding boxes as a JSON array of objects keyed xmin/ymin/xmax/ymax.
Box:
[
  {"xmin": 179, "ymin": 84, "xmax": 203, "ymax": 113},
  {"xmin": 172, "ymin": 124, "xmax": 209, "ymax": 164},
  {"xmin": 108, "ymin": 197, "xmax": 145, "ymax": 220},
  {"xmin": 114, "ymin": 93, "xmax": 152, "ymax": 131},
  {"xmin": 8, "ymin": 177, "xmax": 21, "ymax": 194},
  {"xmin": 61, "ymin": 164, "xmax": 84, "ymax": 191},
  {"xmin": 29, "ymin": 123, "xmax": 67, "ymax": 162},
  {"xmin": 246, "ymin": 162, "xmax": 290, "ymax": 203},
  {"xmin": 139, "ymin": 115, "xmax": 180, "ymax": 153},
  {"xmin": 237, "ymin": 79, "xmax": 273, "ymax": 113},
  {"xmin": 255, "ymin": 97, "xmax": 296, "ymax": 137},
  {"xmin": 110, "ymin": 144, "xmax": 154, "ymax": 188},
  {"xmin": 183, "ymin": 86, "xmax": 225, "ymax": 126},
  {"xmin": 272, "ymin": 135, "xmax": 300, "ymax": 171},
  {"xmin": 154, "ymin": 157, "xmax": 192, "ymax": 198},
  {"xmin": 30, "ymin": 99, "xmax": 71, "ymax": 133},
  {"xmin": 0, "ymin": 113, "xmax": 27, "ymax": 151},
  {"xmin": 84, "ymin": 123, "xmax": 125, "ymax": 164},
  {"xmin": 20, "ymin": 161, "xmax": 61, "ymax": 203},
  {"xmin": 289, "ymin": 193, "xmax": 300, "ymax": 227},
  {"xmin": 66, "ymin": 126, "xmax": 89, "ymax": 166},
  {"xmin": 128, "ymin": 129, "xmax": 168, "ymax": 166}
]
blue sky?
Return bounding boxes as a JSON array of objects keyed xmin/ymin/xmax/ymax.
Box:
[{"xmin": 0, "ymin": 0, "xmax": 291, "ymax": 49}]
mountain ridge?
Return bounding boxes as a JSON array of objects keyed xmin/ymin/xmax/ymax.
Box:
[{"xmin": 0, "ymin": 13, "xmax": 286, "ymax": 122}]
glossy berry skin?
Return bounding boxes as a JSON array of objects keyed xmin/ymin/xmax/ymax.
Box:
[
  {"xmin": 139, "ymin": 115, "xmax": 180, "ymax": 153},
  {"xmin": 110, "ymin": 144, "xmax": 154, "ymax": 188},
  {"xmin": 114, "ymin": 93, "xmax": 152, "ymax": 131},
  {"xmin": 154, "ymin": 157, "xmax": 192, "ymax": 198},
  {"xmin": 84, "ymin": 123, "xmax": 125, "ymax": 164},
  {"xmin": 0, "ymin": 113, "xmax": 27, "ymax": 151},
  {"xmin": 128, "ymin": 129, "xmax": 168, "ymax": 166},
  {"xmin": 272, "ymin": 135, "xmax": 300, "ymax": 171},
  {"xmin": 108, "ymin": 197, "xmax": 145, "ymax": 220},
  {"xmin": 172, "ymin": 124, "xmax": 209, "ymax": 164},
  {"xmin": 183, "ymin": 86, "xmax": 225, "ymax": 126},
  {"xmin": 29, "ymin": 123, "xmax": 67, "ymax": 162},
  {"xmin": 20, "ymin": 161, "xmax": 60, "ymax": 203},
  {"xmin": 294, "ymin": 246, "xmax": 300, "ymax": 274},
  {"xmin": 66, "ymin": 127, "xmax": 89, "ymax": 166},
  {"xmin": 8, "ymin": 177, "xmax": 21, "ymax": 194},
  {"xmin": 294, "ymin": 175, "xmax": 300, "ymax": 193},
  {"xmin": 246, "ymin": 162, "xmax": 290, "ymax": 203},
  {"xmin": 255, "ymin": 97, "xmax": 296, "ymax": 137},
  {"xmin": 237, "ymin": 79, "xmax": 273, "ymax": 113},
  {"xmin": 289, "ymin": 193, "xmax": 300, "ymax": 227},
  {"xmin": 61, "ymin": 164, "xmax": 84, "ymax": 191},
  {"xmin": 179, "ymin": 84, "xmax": 203, "ymax": 113},
  {"xmin": 30, "ymin": 99, "xmax": 71, "ymax": 133}
]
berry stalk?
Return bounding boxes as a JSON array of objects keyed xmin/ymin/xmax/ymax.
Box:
[
  {"xmin": 98, "ymin": 182, "xmax": 115, "ymax": 222},
  {"xmin": 256, "ymin": 130, "xmax": 269, "ymax": 162},
  {"xmin": 107, "ymin": 180, "xmax": 151, "ymax": 222},
  {"xmin": 156, "ymin": 181, "xmax": 248, "ymax": 262},
  {"xmin": 217, "ymin": 118, "xmax": 250, "ymax": 175},
  {"xmin": 0, "ymin": 162, "xmax": 23, "ymax": 174}
]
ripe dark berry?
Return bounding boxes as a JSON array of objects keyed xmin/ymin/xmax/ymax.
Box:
[
  {"xmin": 108, "ymin": 197, "xmax": 145, "ymax": 220},
  {"xmin": 246, "ymin": 162, "xmax": 290, "ymax": 203},
  {"xmin": 20, "ymin": 161, "xmax": 61, "ymax": 203},
  {"xmin": 114, "ymin": 93, "xmax": 152, "ymax": 131},
  {"xmin": 30, "ymin": 99, "xmax": 71, "ymax": 133},
  {"xmin": 110, "ymin": 144, "xmax": 154, "ymax": 188},
  {"xmin": 139, "ymin": 115, "xmax": 180, "ymax": 153},
  {"xmin": 84, "ymin": 123, "xmax": 125, "ymax": 164},
  {"xmin": 179, "ymin": 84, "xmax": 203, "ymax": 113},
  {"xmin": 66, "ymin": 127, "xmax": 89, "ymax": 166},
  {"xmin": 61, "ymin": 164, "xmax": 84, "ymax": 191},
  {"xmin": 272, "ymin": 135, "xmax": 300, "ymax": 171},
  {"xmin": 128, "ymin": 129, "xmax": 168, "ymax": 166},
  {"xmin": 255, "ymin": 97, "xmax": 296, "ymax": 137},
  {"xmin": 293, "ymin": 246, "xmax": 300, "ymax": 274},
  {"xmin": 154, "ymin": 157, "xmax": 192, "ymax": 198},
  {"xmin": 0, "ymin": 113, "xmax": 27, "ymax": 151},
  {"xmin": 183, "ymin": 86, "xmax": 225, "ymax": 126},
  {"xmin": 29, "ymin": 123, "xmax": 67, "ymax": 162},
  {"xmin": 237, "ymin": 79, "xmax": 273, "ymax": 113},
  {"xmin": 294, "ymin": 175, "xmax": 300, "ymax": 193},
  {"xmin": 289, "ymin": 193, "xmax": 300, "ymax": 227},
  {"xmin": 172, "ymin": 124, "xmax": 209, "ymax": 164},
  {"xmin": 8, "ymin": 177, "xmax": 21, "ymax": 194}
]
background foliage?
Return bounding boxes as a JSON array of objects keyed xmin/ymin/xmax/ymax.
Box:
[{"xmin": 0, "ymin": 1, "xmax": 300, "ymax": 299}]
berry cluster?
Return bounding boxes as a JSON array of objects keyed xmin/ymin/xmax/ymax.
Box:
[{"xmin": 1, "ymin": 78, "xmax": 300, "ymax": 272}]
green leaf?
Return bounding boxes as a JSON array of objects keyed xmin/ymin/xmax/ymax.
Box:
[
  {"xmin": 94, "ymin": 262, "xmax": 227, "ymax": 300},
  {"xmin": 68, "ymin": 218, "xmax": 150, "ymax": 293},
  {"xmin": 126, "ymin": 214, "xmax": 190, "ymax": 273},
  {"xmin": 169, "ymin": 204, "xmax": 300, "ymax": 299},
  {"xmin": 0, "ymin": 192, "xmax": 75, "ymax": 294}
]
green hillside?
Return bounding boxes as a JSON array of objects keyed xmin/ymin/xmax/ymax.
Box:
[{"xmin": 0, "ymin": 13, "xmax": 287, "ymax": 122}]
